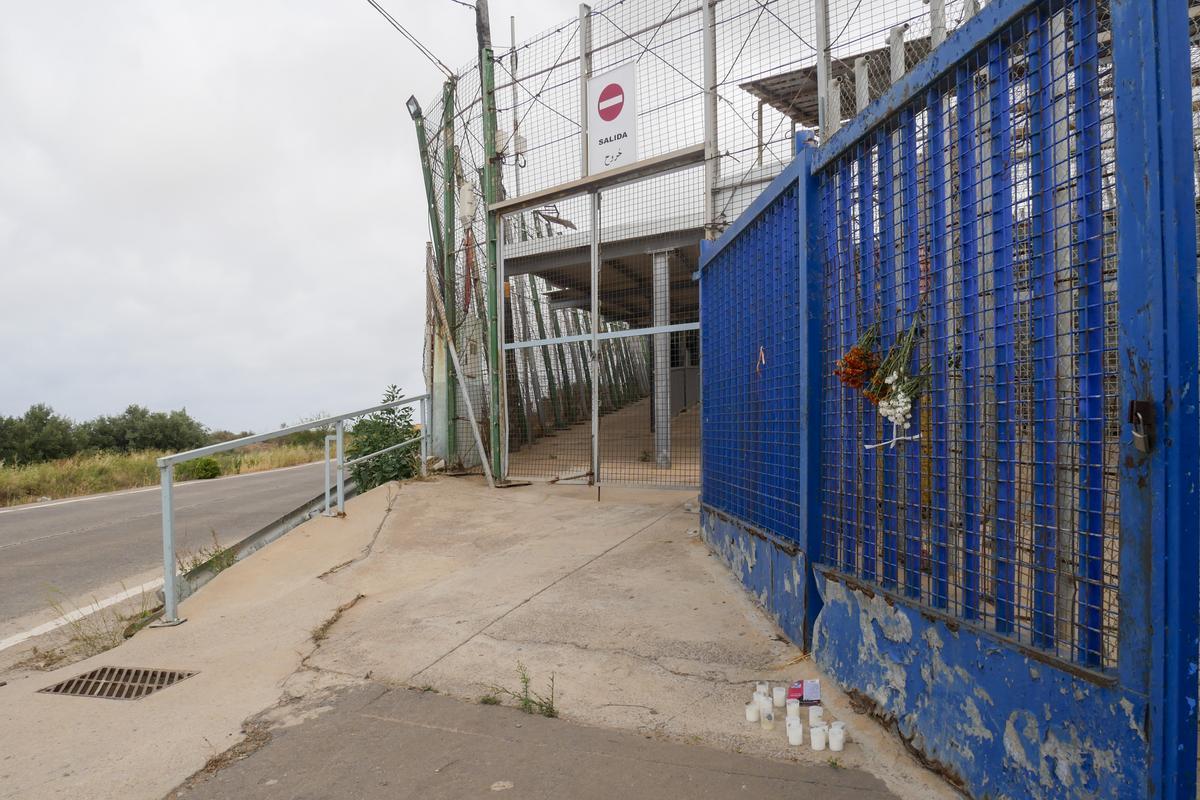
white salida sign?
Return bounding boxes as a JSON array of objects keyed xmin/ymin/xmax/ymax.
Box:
[{"xmin": 586, "ymin": 63, "xmax": 639, "ymax": 175}]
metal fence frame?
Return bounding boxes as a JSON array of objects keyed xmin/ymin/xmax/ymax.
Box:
[
  {"xmin": 495, "ymin": 158, "xmax": 704, "ymax": 487},
  {"xmin": 154, "ymin": 394, "xmax": 430, "ymax": 625},
  {"xmin": 699, "ymin": 0, "xmax": 1198, "ymax": 794}
]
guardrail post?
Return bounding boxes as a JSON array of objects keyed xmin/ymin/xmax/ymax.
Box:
[
  {"xmin": 420, "ymin": 397, "xmax": 429, "ymax": 477},
  {"xmin": 336, "ymin": 420, "xmax": 346, "ymax": 515},
  {"xmin": 324, "ymin": 434, "xmax": 336, "ymax": 515},
  {"xmin": 155, "ymin": 463, "xmax": 184, "ymax": 626}
]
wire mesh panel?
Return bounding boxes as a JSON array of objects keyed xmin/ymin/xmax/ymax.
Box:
[
  {"xmin": 502, "ymin": 202, "xmax": 595, "ymax": 481},
  {"xmin": 596, "ymin": 331, "xmax": 701, "ymax": 485},
  {"xmin": 422, "ymin": 71, "xmax": 495, "ymax": 473},
  {"xmin": 818, "ymin": 0, "xmax": 1118, "ymax": 669},
  {"xmin": 701, "ymin": 178, "xmax": 802, "ymax": 542},
  {"xmin": 421, "ymin": 0, "xmax": 996, "ymax": 477}
]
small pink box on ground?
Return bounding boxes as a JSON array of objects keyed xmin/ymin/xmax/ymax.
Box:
[{"xmin": 787, "ymin": 679, "xmax": 822, "ymax": 706}]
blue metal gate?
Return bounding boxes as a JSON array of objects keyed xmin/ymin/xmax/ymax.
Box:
[{"xmin": 699, "ymin": 0, "xmax": 1198, "ymax": 796}]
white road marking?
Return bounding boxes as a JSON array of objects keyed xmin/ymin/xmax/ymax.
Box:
[
  {"xmin": 0, "ymin": 460, "xmax": 323, "ymax": 516},
  {"xmin": 0, "ymin": 578, "xmax": 164, "ymax": 654}
]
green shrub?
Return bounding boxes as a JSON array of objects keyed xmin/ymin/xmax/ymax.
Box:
[
  {"xmin": 346, "ymin": 386, "xmax": 419, "ymax": 492},
  {"xmin": 177, "ymin": 456, "xmax": 221, "ymax": 480}
]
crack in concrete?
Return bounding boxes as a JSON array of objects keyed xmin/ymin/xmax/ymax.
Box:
[
  {"xmin": 472, "ymin": 630, "xmax": 762, "ymax": 689},
  {"xmin": 317, "ymin": 484, "xmax": 399, "ymax": 580}
]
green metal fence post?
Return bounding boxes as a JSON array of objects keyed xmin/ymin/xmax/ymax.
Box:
[
  {"xmin": 441, "ymin": 79, "xmax": 459, "ymax": 467},
  {"xmin": 477, "ymin": 1, "xmax": 503, "ymax": 482}
]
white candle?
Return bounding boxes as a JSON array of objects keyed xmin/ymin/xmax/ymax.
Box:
[
  {"xmin": 785, "ymin": 699, "xmax": 801, "ymax": 719},
  {"xmin": 808, "ymin": 705, "xmax": 824, "ymax": 726},
  {"xmin": 756, "ymin": 682, "xmax": 769, "ymax": 696},
  {"xmin": 759, "ymin": 708, "xmax": 775, "ymax": 731},
  {"xmin": 772, "ymin": 685, "xmax": 787, "ymax": 708},
  {"xmin": 787, "ymin": 720, "xmax": 804, "ymax": 746},
  {"xmin": 810, "ymin": 723, "xmax": 827, "ymax": 751},
  {"xmin": 745, "ymin": 702, "xmax": 760, "ymax": 723},
  {"xmin": 828, "ymin": 726, "xmax": 845, "ymax": 752}
]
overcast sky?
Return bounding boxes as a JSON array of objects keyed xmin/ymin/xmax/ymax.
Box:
[{"xmin": 0, "ymin": 0, "xmax": 577, "ymax": 433}]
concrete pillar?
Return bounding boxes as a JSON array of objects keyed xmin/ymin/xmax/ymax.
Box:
[
  {"xmin": 930, "ymin": 0, "xmax": 946, "ymax": 48},
  {"xmin": 889, "ymin": 25, "xmax": 908, "ymax": 83},
  {"xmin": 854, "ymin": 56, "xmax": 869, "ymax": 113},
  {"xmin": 652, "ymin": 249, "xmax": 671, "ymax": 468}
]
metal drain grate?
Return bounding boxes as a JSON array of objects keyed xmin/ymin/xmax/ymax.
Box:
[{"xmin": 39, "ymin": 666, "xmax": 197, "ymax": 700}]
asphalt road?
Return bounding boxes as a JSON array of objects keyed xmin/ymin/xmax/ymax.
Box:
[{"xmin": 0, "ymin": 462, "xmax": 329, "ymax": 633}]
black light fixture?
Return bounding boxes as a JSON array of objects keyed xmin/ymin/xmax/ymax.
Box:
[{"xmin": 406, "ymin": 95, "xmax": 423, "ymax": 120}]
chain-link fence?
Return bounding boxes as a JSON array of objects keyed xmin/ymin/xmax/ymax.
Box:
[{"xmin": 418, "ymin": 0, "xmax": 983, "ymax": 480}]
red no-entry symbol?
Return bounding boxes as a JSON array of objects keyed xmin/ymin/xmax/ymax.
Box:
[{"xmin": 597, "ymin": 82, "xmax": 625, "ymax": 122}]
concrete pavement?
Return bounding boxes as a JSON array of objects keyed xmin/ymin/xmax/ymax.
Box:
[
  {"xmin": 0, "ymin": 461, "xmax": 327, "ymax": 638},
  {"xmin": 171, "ymin": 684, "xmax": 897, "ymax": 800},
  {"xmin": 0, "ymin": 479, "xmax": 951, "ymax": 800}
]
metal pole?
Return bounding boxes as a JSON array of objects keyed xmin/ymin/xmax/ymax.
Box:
[
  {"xmin": 547, "ymin": 305, "xmax": 577, "ymax": 423},
  {"xmin": 528, "ymin": 276, "xmax": 563, "ymax": 427},
  {"xmin": 158, "ymin": 464, "xmax": 181, "ymax": 625},
  {"xmin": 419, "ymin": 398, "xmax": 429, "ymax": 477},
  {"xmin": 579, "ymin": 3, "xmax": 592, "ymax": 176},
  {"xmin": 324, "ymin": 434, "xmax": 335, "ymax": 514},
  {"xmin": 590, "ymin": 191, "xmax": 601, "ymax": 484},
  {"xmin": 652, "ymin": 249, "xmax": 672, "ymax": 469},
  {"xmin": 411, "ymin": 111, "xmax": 443, "ymax": 270},
  {"xmin": 580, "ymin": 3, "xmax": 599, "ymax": 484},
  {"xmin": 336, "ymin": 420, "xmax": 346, "ymax": 514},
  {"xmin": 442, "ymin": 80, "xmax": 459, "ymax": 467},
  {"xmin": 475, "ymin": 0, "xmax": 503, "ymax": 483},
  {"xmin": 499, "ymin": 227, "xmax": 509, "ymax": 482},
  {"xmin": 509, "ymin": 16, "xmax": 527, "ymax": 243},
  {"xmin": 701, "ymin": 0, "xmax": 719, "ymax": 237},
  {"xmin": 815, "ymin": 0, "xmax": 832, "ymax": 137},
  {"xmin": 516, "ymin": 276, "xmax": 548, "ymax": 437}
]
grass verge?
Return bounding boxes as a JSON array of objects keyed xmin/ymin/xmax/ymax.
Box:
[{"xmin": 0, "ymin": 443, "xmax": 326, "ymax": 507}]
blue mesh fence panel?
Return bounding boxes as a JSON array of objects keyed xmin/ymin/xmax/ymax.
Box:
[
  {"xmin": 701, "ymin": 182, "xmax": 802, "ymax": 544},
  {"xmin": 818, "ymin": 0, "xmax": 1119, "ymax": 669}
]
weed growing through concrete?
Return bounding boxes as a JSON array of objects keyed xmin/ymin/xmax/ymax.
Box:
[
  {"xmin": 827, "ymin": 757, "xmax": 844, "ymax": 770},
  {"xmin": 16, "ymin": 586, "xmax": 158, "ymax": 670},
  {"xmin": 311, "ymin": 593, "xmax": 365, "ymax": 644},
  {"xmin": 177, "ymin": 530, "xmax": 237, "ymax": 575},
  {"xmin": 487, "ymin": 661, "xmax": 557, "ymax": 718},
  {"xmin": 479, "ymin": 693, "xmax": 501, "ymax": 705}
]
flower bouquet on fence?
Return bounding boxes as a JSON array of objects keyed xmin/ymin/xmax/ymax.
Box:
[
  {"xmin": 862, "ymin": 311, "xmax": 929, "ymax": 449},
  {"xmin": 833, "ymin": 323, "xmax": 879, "ymax": 390}
]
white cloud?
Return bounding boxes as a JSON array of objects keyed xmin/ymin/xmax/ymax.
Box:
[{"xmin": 0, "ymin": 0, "xmax": 577, "ymax": 432}]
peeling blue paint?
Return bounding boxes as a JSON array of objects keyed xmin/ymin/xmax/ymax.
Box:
[
  {"xmin": 698, "ymin": 0, "xmax": 1198, "ymax": 796},
  {"xmin": 702, "ymin": 507, "xmax": 1150, "ymax": 799},
  {"xmin": 702, "ymin": 509, "xmax": 808, "ymax": 645},
  {"xmin": 814, "ymin": 571, "xmax": 1146, "ymax": 798}
]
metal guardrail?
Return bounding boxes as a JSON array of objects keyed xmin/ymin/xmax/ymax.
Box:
[{"xmin": 154, "ymin": 394, "xmax": 430, "ymax": 626}]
